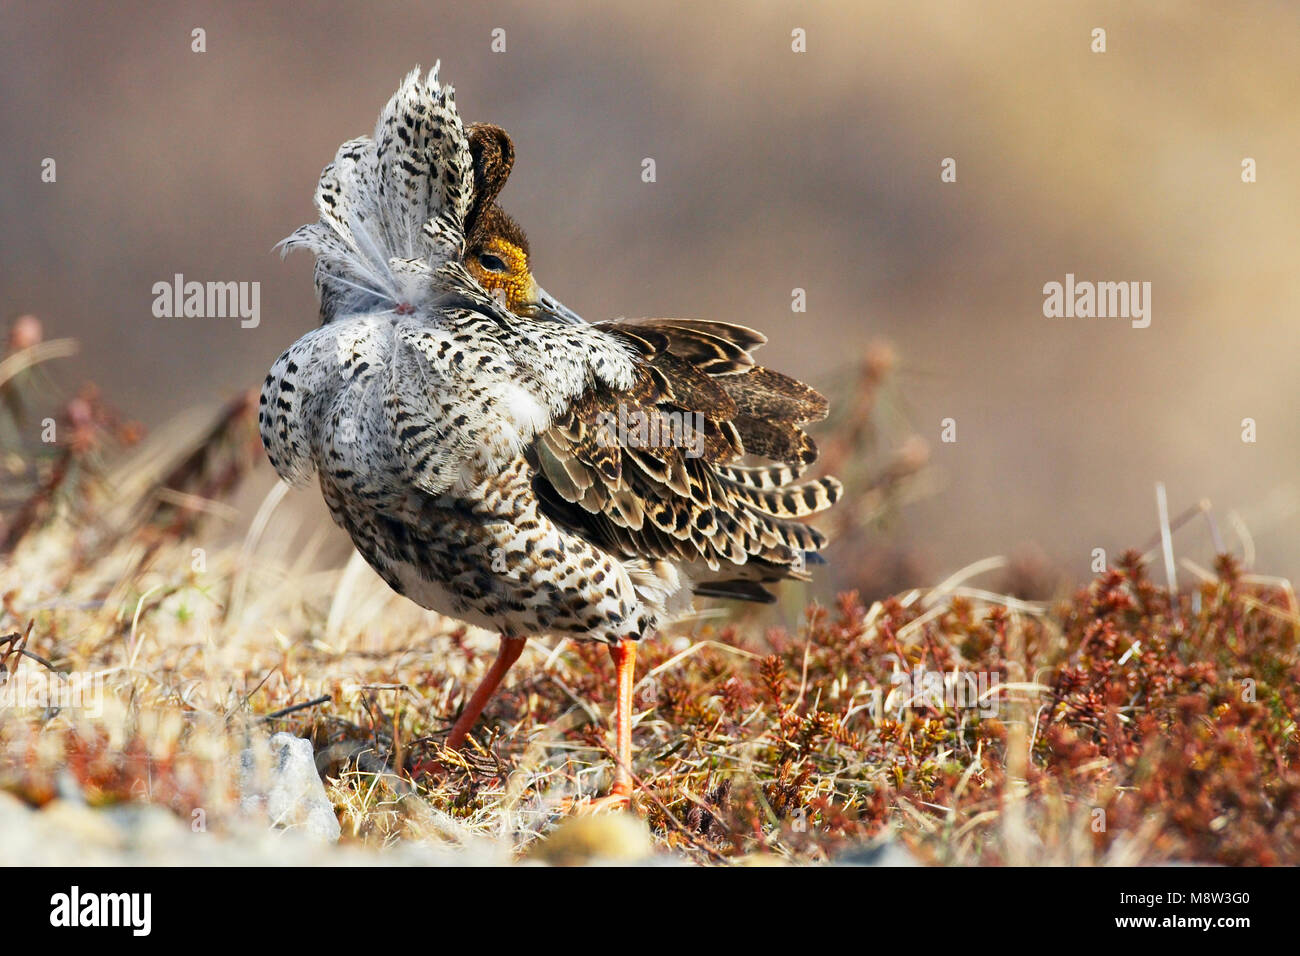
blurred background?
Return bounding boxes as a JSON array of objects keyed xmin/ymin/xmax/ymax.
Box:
[{"xmin": 2, "ymin": 0, "xmax": 1297, "ymax": 598}]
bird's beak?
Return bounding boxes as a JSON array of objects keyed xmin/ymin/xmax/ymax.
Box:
[{"xmin": 527, "ymin": 283, "xmax": 585, "ymax": 325}]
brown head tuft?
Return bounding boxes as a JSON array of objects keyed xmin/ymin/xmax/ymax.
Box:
[
  {"xmin": 471, "ymin": 203, "xmax": 530, "ymax": 258},
  {"xmin": 466, "ymin": 123, "xmax": 517, "ymax": 239}
]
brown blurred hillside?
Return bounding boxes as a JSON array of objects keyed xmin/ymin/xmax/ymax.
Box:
[{"xmin": 2, "ymin": 0, "xmax": 1297, "ymax": 589}]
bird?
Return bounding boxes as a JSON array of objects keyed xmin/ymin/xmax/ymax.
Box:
[{"xmin": 259, "ymin": 65, "xmax": 841, "ymax": 810}]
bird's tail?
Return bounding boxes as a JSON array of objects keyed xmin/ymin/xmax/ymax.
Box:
[{"xmin": 279, "ymin": 65, "xmax": 475, "ymax": 323}]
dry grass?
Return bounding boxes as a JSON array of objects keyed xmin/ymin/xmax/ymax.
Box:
[{"xmin": 2, "ymin": 325, "xmax": 1297, "ymax": 865}]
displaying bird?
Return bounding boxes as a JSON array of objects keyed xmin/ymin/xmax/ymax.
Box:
[{"xmin": 260, "ymin": 66, "xmax": 840, "ymax": 809}]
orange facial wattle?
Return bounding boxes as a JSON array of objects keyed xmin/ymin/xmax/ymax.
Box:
[{"xmin": 467, "ymin": 237, "xmax": 536, "ymax": 314}]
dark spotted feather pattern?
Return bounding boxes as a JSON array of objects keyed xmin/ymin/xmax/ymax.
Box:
[
  {"xmin": 266, "ymin": 64, "xmax": 842, "ymax": 644},
  {"xmin": 528, "ymin": 319, "xmax": 841, "ymax": 602}
]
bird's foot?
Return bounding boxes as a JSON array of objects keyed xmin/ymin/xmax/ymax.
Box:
[
  {"xmin": 409, "ymin": 737, "xmax": 504, "ymax": 785},
  {"xmin": 560, "ymin": 785, "xmax": 634, "ymax": 815}
]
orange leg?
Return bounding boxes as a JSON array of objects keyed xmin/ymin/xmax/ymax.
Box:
[
  {"xmin": 446, "ymin": 635, "xmax": 527, "ymax": 751},
  {"xmin": 567, "ymin": 637, "xmax": 639, "ymax": 813},
  {"xmin": 411, "ymin": 636, "xmax": 525, "ymax": 779},
  {"xmin": 608, "ymin": 638, "xmax": 638, "ymax": 798}
]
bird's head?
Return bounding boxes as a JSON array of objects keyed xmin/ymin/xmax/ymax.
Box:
[{"xmin": 464, "ymin": 124, "xmax": 583, "ymax": 325}]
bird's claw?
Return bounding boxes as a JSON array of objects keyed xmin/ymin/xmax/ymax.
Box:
[{"xmin": 559, "ymin": 788, "xmax": 635, "ymax": 815}]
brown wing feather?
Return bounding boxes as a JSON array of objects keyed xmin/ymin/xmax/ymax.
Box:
[{"xmin": 527, "ymin": 319, "xmax": 839, "ymax": 597}]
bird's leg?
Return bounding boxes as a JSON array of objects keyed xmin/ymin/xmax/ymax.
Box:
[
  {"xmin": 567, "ymin": 637, "xmax": 639, "ymax": 813},
  {"xmin": 446, "ymin": 635, "xmax": 527, "ymax": 751},
  {"xmin": 608, "ymin": 637, "xmax": 638, "ymax": 799},
  {"xmin": 411, "ymin": 635, "xmax": 526, "ymax": 779}
]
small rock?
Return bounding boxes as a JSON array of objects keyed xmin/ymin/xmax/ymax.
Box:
[
  {"xmin": 105, "ymin": 803, "xmax": 191, "ymax": 850},
  {"xmin": 239, "ymin": 732, "xmax": 340, "ymax": 843},
  {"xmin": 834, "ymin": 838, "xmax": 922, "ymax": 866},
  {"xmin": 733, "ymin": 851, "xmax": 787, "ymax": 866},
  {"xmin": 37, "ymin": 799, "xmax": 127, "ymax": 849},
  {"xmin": 527, "ymin": 813, "xmax": 654, "ymax": 866}
]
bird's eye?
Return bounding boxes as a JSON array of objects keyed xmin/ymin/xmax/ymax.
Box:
[{"xmin": 478, "ymin": 252, "xmax": 508, "ymax": 274}]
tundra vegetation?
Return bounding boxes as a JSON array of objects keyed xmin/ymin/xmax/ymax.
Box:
[{"xmin": 1, "ymin": 326, "xmax": 1296, "ymax": 865}]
